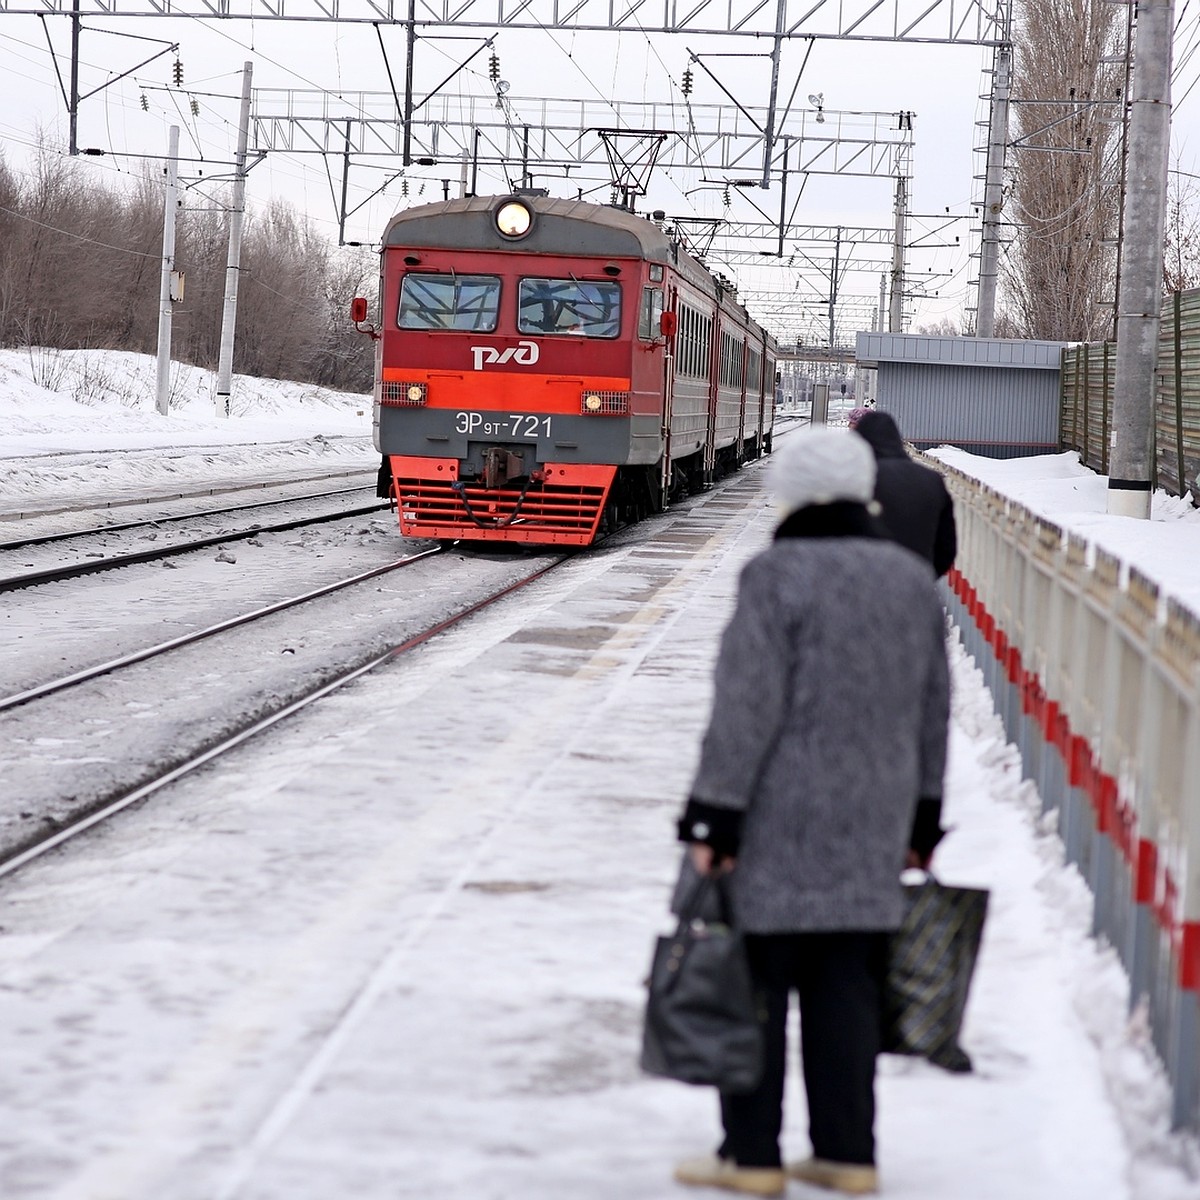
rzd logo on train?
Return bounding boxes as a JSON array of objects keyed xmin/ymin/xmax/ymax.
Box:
[{"xmin": 470, "ymin": 341, "xmax": 539, "ymax": 372}]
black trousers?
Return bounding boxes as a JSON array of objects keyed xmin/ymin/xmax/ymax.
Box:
[{"xmin": 717, "ymin": 931, "xmax": 889, "ymax": 1169}]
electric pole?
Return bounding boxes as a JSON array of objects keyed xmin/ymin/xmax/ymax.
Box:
[
  {"xmin": 889, "ymin": 175, "xmax": 908, "ymax": 331},
  {"xmin": 1108, "ymin": 0, "xmax": 1173, "ymax": 518},
  {"xmin": 155, "ymin": 125, "xmax": 180, "ymax": 416},
  {"xmin": 215, "ymin": 62, "xmax": 253, "ymax": 418},
  {"xmin": 976, "ymin": 42, "xmax": 1011, "ymax": 338}
]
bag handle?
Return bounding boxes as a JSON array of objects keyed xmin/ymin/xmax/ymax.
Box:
[{"xmin": 678, "ymin": 871, "xmax": 735, "ymax": 927}]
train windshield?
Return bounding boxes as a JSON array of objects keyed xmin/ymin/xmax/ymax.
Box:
[
  {"xmin": 397, "ymin": 273, "xmax": 501, "ymax": 331},
  {"xmin": 517, "ymin": 278, "xmax": 621, "ymax": 338}
]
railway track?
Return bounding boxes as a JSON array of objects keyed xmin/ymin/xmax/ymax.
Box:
[
  {"xmin": 0, "ymin": 482, "xmax": 379, "ymax": 552},
  {"xmin": 0, "ymin": 450, "xmax": 375, "ymax": 524},
  {"xmin": 0, "ymin": 493, "xmax": 392, "ymax": 592},
  {"xmin": 0, "ymin": 546, "xmax": 443, "ymax": 712},
  {"xmin": 0, "ymin": 551, "xmax": 570, "ymax": 878}
]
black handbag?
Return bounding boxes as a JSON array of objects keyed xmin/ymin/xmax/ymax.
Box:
[
  {"xmin": 639, "ymin": 874, "xmax": 764, "ymax": 1093},
  {"xmin": 883, "ymin": 873, "xmax": 989, "ymax": 1073}
]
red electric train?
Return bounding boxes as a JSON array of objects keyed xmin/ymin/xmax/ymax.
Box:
[{"xmin": 351, "ymin": 193, "xmax": 777, "ymax": 546}]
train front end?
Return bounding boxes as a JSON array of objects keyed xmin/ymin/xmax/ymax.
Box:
[{"xmin": 365, "ymin": 195, "xmax": 669, "ymax": 546}]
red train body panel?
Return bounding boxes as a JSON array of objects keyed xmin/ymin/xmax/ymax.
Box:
[{"xmin": 360, "ymin": 194, "xmax": 777, "ymax": 546}]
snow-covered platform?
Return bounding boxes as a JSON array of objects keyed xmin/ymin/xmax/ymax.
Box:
[{"xmin": 0, "ymin": 462, "xmax": 1193, "ymax": 1199}]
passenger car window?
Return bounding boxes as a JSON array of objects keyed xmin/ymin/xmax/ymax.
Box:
[
  {"xmin": 398, "ymin": 273, "xmax": 501, "ymax": 331},
  {"xmin": 517, "ymin": 278, "xmax": 621, "ymax": 337},
  {"xmin": 638, "ymin": 286, "xmax": 664, "ymax": 340}
]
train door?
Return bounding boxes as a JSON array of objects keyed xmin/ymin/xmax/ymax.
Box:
[
  {"xmin": 704, "ymin": 310, "xmax": 721, "ymax": 482},
  {"xmin": 736, "ymin": 337, "xmax": 749, "ymax": 464},
  {"xmin": 751, "ymin": 330, "xmax": 766, "ymax": 455},
  {"xmin": 660, "ymin": 284, "xmax": 679, "ymax": 507}
]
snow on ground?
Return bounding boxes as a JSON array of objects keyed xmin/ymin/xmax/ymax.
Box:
[
  {"xmin": 0, "ymin": 347, "xmax": 375, "ymax": 517},
  {"xmin": 0, "ymin": 351, "xmax": 1198, "ymax": 1197},
  {"xmin": 928, "ymin": 445, "xmax": 1200, "ymax": 613}
]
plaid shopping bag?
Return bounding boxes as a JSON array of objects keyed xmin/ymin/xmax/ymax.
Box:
[{"xmin": 883, "ymin": 875, "xmax": 989, "ymax": 1073}]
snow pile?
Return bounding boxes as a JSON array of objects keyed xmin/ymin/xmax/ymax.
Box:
[{"xmin": 0, "ymin": 347, "xmax": 374, "ymax": 513}]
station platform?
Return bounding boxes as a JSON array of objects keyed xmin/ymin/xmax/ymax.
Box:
[{"xmin": 0, "ymin": 460, "xmax": 1160, "ymax": 1199}]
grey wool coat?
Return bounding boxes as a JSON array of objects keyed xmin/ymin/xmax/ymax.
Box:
[{"xmin": 686, "ymin": 532, "xmax": 950, "ymax": 934}]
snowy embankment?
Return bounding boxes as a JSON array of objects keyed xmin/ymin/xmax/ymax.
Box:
[{"xmin": 0, "ymin": 347, "xmax": 375, "ymax": 516}]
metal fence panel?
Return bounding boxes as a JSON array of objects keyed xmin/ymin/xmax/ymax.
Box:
[{"xmin": 929, "ymin": 452, "xmax": 1200, "ymax": 1131}]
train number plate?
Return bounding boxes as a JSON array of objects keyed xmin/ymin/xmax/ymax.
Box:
[{"xmin": 453, "ymin": 412, "xmax": 552, "ymax": 439}]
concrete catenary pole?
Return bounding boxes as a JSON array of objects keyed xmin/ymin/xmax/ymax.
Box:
[
  {"xmin": 976, "ymin": 41, "xmax": 1012, "ymax": 338},
  {"xmin": 889, "ymin": 175, "xmax": 908, "ymax": 331},
  {"xmin": 215, "ymin": 62, "xmax": 253, "ymax": 419},
  {"xmin": 68, "ymin": 0, "xmax": 81, "ymax": 156},
  {"xmin": 1104, "ymin": 0, "xmax": 1171, "ymax": 516},
  {"xmin": 155, "ymin": 125, "xmax": 180, "ymax": 416},
  {"xmin": 1108, "ymin": 0, "xmax": 1174, "ymax": 519}
]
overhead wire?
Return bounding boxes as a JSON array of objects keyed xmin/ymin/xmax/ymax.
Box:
[
  {"xmin": 0, "ymin": 199, "xmax": 160, "ymax": 258},
  {"xmin": 0, "ymin": 13, "xmax": 1025, "ymax": 333}
]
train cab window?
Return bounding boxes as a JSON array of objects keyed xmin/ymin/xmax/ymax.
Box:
[
  {"xmin": 638, "ymin": 287, "xmax": 664, "ymax": 340},
  {"xmin": 397, "ymin": 273, "xmax": 501, "ymax": 331},
  {"xmin": 517, "ymin": 277, "xmax": 621, "ymax": 337}
]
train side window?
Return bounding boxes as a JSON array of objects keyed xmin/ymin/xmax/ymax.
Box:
[
  {"xmin": 638, "ymin": 287, "xmax": 664, "ymax": 340},
  {"xmin": 678, "ymin": 303, "xmax": 699, "ymax": 377},
  {"xmin": 398, "ymin": 273, "xmax": 501, "ymax": 331},
  {"xmin": 747, "ymin": 347, "xmax": 762, "ymax": 392},
  {"xmin": 517, "ymin": 277, "xmax": 621, "ymax": 337}
]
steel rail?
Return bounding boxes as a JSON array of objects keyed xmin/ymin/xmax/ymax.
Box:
[
  {"xmin": 0, "ymin": 463, "xmax": 377, "ymax": 523},
  {"xmin": 0, "ymin": 483, "xmax": 377, "ymax": 552},
  {"xmin": 0, "ymin": 553, "xmax": 568, "ymax": 879},
  {"xmin": 0, "ymin": 500, "xmax": 391, "ymax": 593},
  {"xmin": 0, "ymin": 546, "xmax": 444, "ymax": 713}
]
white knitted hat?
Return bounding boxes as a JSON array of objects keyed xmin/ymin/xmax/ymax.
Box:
[{"xmin": 769, "ymin": 426, "xmax": 876, "ymax": 516}]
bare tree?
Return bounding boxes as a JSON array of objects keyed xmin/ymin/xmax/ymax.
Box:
[
  {"xmin": 1003, "ymin": 0, "xmax": 1126, "ymax": 341},
  {"xmin": 915, "ymin": 317, "xmax": 961, "ymax": 337},
  {"xmin": 0, "ymin": 142, "xmax": 373, "ymax": 392},
  {"xmin": 174, "ymin": 202, "xmax": 230, "ymax": 367},
  {"xmin": 1163, "ymin": 166, "xmax": 1200, "ymax": 292}
]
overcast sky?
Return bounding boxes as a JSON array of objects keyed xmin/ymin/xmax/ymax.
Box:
[{"xmin": 2, "ymin": 5, "xmax": 1200, "ymax": 338}]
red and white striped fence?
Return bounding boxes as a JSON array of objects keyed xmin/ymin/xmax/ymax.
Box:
[{"xmin": 934, "ymin": 458, "xmax": 1200, "ymax": 1130}]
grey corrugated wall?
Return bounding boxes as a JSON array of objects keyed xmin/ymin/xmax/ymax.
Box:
[{"xmin": 879, "ymin": 363, "xmax": 1060, "ymax": 458}]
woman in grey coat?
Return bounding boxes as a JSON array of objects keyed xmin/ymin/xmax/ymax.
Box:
[{"xmin": 673, "ymin": 427, "xmax": 950, "ymax": 1198}]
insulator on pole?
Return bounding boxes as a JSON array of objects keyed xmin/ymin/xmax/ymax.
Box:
[{"xmin": 682, "ymin": 67, "xmax": 693, "ymax": 97}]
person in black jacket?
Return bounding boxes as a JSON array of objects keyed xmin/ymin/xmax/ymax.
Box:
[{"xmin": 852, "ymin": 411, "xmax": 957, "ymax": 578}]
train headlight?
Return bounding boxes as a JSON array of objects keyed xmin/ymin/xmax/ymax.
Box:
[
  {"xmin": 580, "ymin": 390, "xmax": 630, "ymax": 416},
  {"xmin": 381, "ymin": 380, "xmax": 428, "ymax": 406},
  {"xmin": 495, "ymin": 199, "xmax": 533, "ymax": 239}
]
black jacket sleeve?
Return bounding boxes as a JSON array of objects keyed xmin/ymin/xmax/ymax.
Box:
[
  {"xmin": 932, "ymin": 493, "xmax": 957, "ymax": 578},
  {"xmin": 677, "ymin": 797, "xmax": 744, "ymax": 859},
  {"xmin": 910, "ymin": 796, "xmax": 946, "ymax": 860}
]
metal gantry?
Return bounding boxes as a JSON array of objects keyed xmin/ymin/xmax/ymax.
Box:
[
  {"xmin": 0, "ymin": 0, "xmax": 1011, "ymax": 44},
  {"xmin": 15, "ymin": 0, "xmax": 1015, "ymax": 341},
  {"xmin": 249, "ymin": 91, "xmax": 914, "ymax": 182}
]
